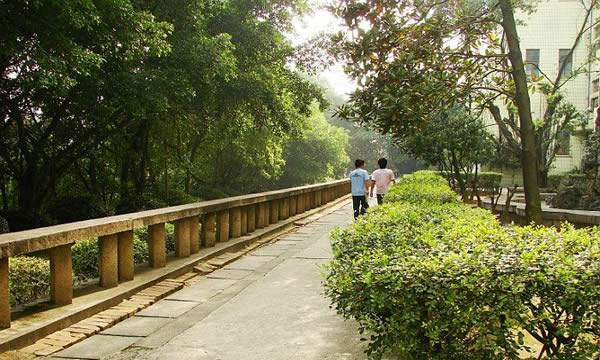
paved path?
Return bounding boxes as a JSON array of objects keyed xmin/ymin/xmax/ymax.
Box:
[{"xmin": 48, "ymin": 201, "xmax": 367, "ymax": 360}]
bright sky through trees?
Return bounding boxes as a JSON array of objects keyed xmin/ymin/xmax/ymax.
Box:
[{"xmin": 290, "ymin": 1, "xmax": 356, "ymax": 97}]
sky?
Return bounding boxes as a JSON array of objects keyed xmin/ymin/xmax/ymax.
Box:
[{"xmin": 290, "ymin": 2, "xmax": 357, "ymax": 98}]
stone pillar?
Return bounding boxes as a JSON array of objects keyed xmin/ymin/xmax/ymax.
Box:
[
  {"xmin": 0, "ymin": 257, "xmax": 8, "ymax": 329},
  {"xmin": 148, "ymin": 223, "xmax": 166, "ymax": 268},
  {"xmin": 201, "ymin": 213, "xmax": 217, "ymax": 247},
  {"xmin": 270, "ymin": 200, "xmax": 279, "ymax": 224},
  {"xmin": 230, "ymin": 207, "xmax": 242, "ymax": 238},
  {"xmin": 280, "ymin": 198, "xmax": 290, "ymax": 220},
  {"xmin": 297, "ymin": 194, "xmax": 304, "ymax": 213},
  {"xmin": 257, "ymin": 203, "xmax": 267, "ymax": 228},
  {"xmin": 189, "ymin": 217, "xmax": 200, "ymax": 254},
  {"xmin": 117, "ymin": 230, "xmax": 134, "ymax": 282},
  {"xmin": 49, "ymin": 246, "xmax": 73, "ymax": 303},
  {"xmin": 290, "ymin": 196, "xmax": 297, "ymax": 216},
  {"xmin": 247, "ymin": 205, "xmax": 256, "ymax": 233},
  {"xmin": 264, "ymin": 203, "xmax": 270, "ymax": 225},
  {"xmin": 49, "ymin": 245, "xmax": 73, "ymax": 305},
  {"xmin": 241, "ymin": 207, "xmax": 248, "ymax": 235},
  {"xmin": 175, "ymin": 219, "xmax": 191, "ymax": 258},
  {"xmin": 99, "ymin": 234, "xmax": 118, "ymax": 288},
  {"xmin": 218, "ymin": 210, "xmax": 230, "ymax": 242}
]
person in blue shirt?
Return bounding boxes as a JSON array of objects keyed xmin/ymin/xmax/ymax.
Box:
[{"xmin": 349, "ymin": 159, "xmax": 369, "ymax": 219}]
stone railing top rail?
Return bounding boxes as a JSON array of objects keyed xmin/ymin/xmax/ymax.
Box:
[
  {"xmin": 481, "ymin": 198, "xmax": 600, "ymax": 225},
  {"xmin": 0, "ymin": 180, "xmax": 349, "ymax": 258}
]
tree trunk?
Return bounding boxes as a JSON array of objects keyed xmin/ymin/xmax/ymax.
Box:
[
  {"xmin": 499, "ymin": 0, "xmax": 543, "ymax": 224},
  {"xmin": 120, "ymin": 154, "xmax": 130, "ymax": 199},
  {"xmin": 0, "ymin": 181, "xmax": 7, "ymax": 211},
  {"xmin": 538, "ymin": 168, "xmax": 549, "ymax": 189},
  {"xmin": 450, "ymin": 152, "xmax": 467, "ymax": 200}
]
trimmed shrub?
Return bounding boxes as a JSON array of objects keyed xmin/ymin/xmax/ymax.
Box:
[
  {"xmin": 325, "ymin": 172, "xmax": 600, "ymax": 359},
  {"xmin": 386, "ymin": 171, "xmax": 458, "ymax": 205},
  {"xmin": 435, "ymin": 170, "xmax": 502, "ymax": 195},
  {"xmin": 547, "ymin": 172, "xmax": 586, "ymax": 192},
  {"xmin": 72, "ymin": 239, "xmax": 100, "ymax": 281},
  {"xmin": 9, "ymin": 256, "xmax": 50, "ymax": 307},
  {"xmin": 476, "ymin": 171, "xmax": 502, "ymax": 191}
]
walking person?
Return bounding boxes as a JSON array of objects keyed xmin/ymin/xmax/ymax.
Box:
[
  {"xmin": 350, "ymin": 159, "xmax": 369, "ymax": 219},
  {"xmin": 370, "ymin": 158, "xmax": 395, "ymax": 205}
]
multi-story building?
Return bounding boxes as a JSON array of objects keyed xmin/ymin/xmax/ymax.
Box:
[{"xmin": 490, "ymin": 0, "xmax": 596, "ymax": 184}]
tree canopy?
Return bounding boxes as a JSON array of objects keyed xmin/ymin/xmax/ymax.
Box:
[{"xmin": 0, "ymin": 0, "xmax": 346, "ymax": 230}]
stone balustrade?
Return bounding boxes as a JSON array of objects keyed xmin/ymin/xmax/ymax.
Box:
[
  {"xmin": 481, "ymin": 198, "xmax": 600, "ymax": 227},
  {"xmin": 0, "ymin": 180, "xmax": 351, "ymax": 329}
]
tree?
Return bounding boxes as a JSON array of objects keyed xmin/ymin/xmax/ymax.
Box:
[
  {"xmin": 0, "ymin": 0, "xmax": 172, "ymax": 225},
  {"xmin": 398, "ymin": 107, "xmax": 494, "ymax": 199},
  {"xmin": 497, "ymin": 0, "xmax": 541, "ymax": 223},
  {"xmin": 278, "ymin": 103, "xmax": 349, "ymax": 187},
  {"xmin": 1, "ymin": 0, "xmax": 328, "ymax": 229},
  {"xmin": 329, "ymin": 0, "xmax": 599, "ymax": 223},
  {"xmin": 486, "ymin": 0, "xmax": 597, "ymax": 187}
]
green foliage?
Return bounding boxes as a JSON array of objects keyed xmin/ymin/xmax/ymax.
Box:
[
  {"xmin": 396, "ymin": 107, "xmax": 495, "ymax": 198},
  {"xmin": 547, "ymin": 173, "xmax": 586, "ymax": 192},
  {"xmin": 436, "ymin": 171, "xmax": 503, "ymax": 194},
  {"xmin": 47, "ymin": 194, "xmax": 107, "ymax": 224},
  {"xmin": 1, "ymin": 0, "xmax": 339, "ymax": 230},
  {"xmin": 476, "ymin": 171, "xmax": 503, "ymax": 191},
  {"xmin": 385, "ymin": 171, "xmax": 458, "ymax": 205},
  {"xmin": 9, "ymin": 257, "xmax": 50, "ymax": 307},
  {"xmin": 325, "ymin": 172, "xmax": 600, "ymax": 359},
  {"xmin": 72, "ymin": 239, "xmax": 100, "ymax": 282},
  {"xmin": 549, "ymin": 172, "xmax": 600, "ymax": 210},
  {"xmin": 278, "ymin": 104, "xmax": 349, "ymax": 187}
]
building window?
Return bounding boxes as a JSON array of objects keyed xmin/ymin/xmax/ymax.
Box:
[
  {"xmin": 525, "ymin": 49, "xmax": 540, "ymax": 77},
  {"xmin": 559, "ymin": 49, "xmax": 573, "ymax": 78},
  {"xmin": 556, "ymin": 129, "xmax": 571, "ymax": 155},
  {"xmin": 593, "ymin": 79, "xmax": 599, "ymax": 93}
]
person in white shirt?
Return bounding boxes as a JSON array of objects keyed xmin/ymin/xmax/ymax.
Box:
[{"xmin": 370, "ymin": 158, "xmax": 395, "ymax": 205}]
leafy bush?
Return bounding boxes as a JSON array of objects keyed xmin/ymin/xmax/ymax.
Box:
[
  {"xmin": 9, "ymin": 256, "xmax": 50, "ymax": 307},
  {"xmin": 549, "ymin": 172, "xmax": 600, "ymax": 210},
  {"xmin": 325, "ymin": 172, "xmax": 600, "ymax": 359},
  {"xmin": 386, "ymin": 171, "xmax": 458, "ymax": 205},
  {"xmin": 547, "ymin": 172, "xmax": 586, "ymax": 192},
  {"xmin": 476, "ymin": 171, "xmax": 502, "ymax": 191},
  {"xmin": 435, "ymin": 170, "xmax": 502, "ymax": 195},
  {"xmin": 72, "ymin": 239, "xmax": 100, "ymax": 281}
]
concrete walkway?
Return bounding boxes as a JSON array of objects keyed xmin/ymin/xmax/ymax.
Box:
[{"xmin": 48, "ymin": 201, "xmax": 366, "ymax": 360}]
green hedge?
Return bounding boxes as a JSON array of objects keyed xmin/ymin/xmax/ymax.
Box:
[
  {"xmin": 325, "ymin": 171, "xmax": 600, "ymax": 359},
  {"xmin": 476, "ymin": 171, "xmax": 502, "ymax": 190},
  {"xmin": 8, "ymin": 223, "xmax": 177, "ymax": 307},
  {"xmin": 435, "ymin": 170, "xmax": 502, "ymax": 191},
  {"xmin": 386, "ymin": 171, "xmax": 458, "ymax": 204},
  {"xmin": 547, "ymin": 172, "xmax": 586, "ymax": 191}
]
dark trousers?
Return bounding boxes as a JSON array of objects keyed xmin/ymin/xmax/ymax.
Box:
[
  {"xmin": 376, "ymin": 194, "xmax": 385, "ymax": 205},
  {"xmin": 352, "ymin": 195, "xmax": 369, "ymax": 218}
]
